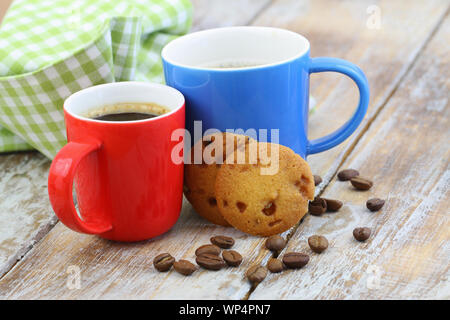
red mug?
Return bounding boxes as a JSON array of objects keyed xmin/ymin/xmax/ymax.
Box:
[{"xmin": 48, "ymin": 82, "xmax": 185, "ymax": 242}]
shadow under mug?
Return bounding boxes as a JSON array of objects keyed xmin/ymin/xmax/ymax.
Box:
[
  {"xmin": 48, "ymin": 82, "xmax": 185, "ymax": 242},
  {"xmin": 162, "ymin": 26, "xmax": 370, "ymax": 158}
]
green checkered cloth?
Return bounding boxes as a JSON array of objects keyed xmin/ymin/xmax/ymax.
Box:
[{"xmin": 0, "ymin": 0, "xmax": 192, "ymax": 158}]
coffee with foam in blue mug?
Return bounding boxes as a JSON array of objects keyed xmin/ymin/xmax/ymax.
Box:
[{"xmin": 162, "ymin": 26, "xmax": 369, "ymax": 159}]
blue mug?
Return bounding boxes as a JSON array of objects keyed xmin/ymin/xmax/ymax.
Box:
[{"xmin": 162, "ymin": 27, "xmax": 369, "ymax": 158}]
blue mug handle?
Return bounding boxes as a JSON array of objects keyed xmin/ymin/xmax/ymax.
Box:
[{"xmin": 307, "ymin": 57, "xmax": 370, "ymax": 155}]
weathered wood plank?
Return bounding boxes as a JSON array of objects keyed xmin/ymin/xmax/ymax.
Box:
[
  {"xmin": 0, "ymin": 0, "xmax": 448, "ymax": 299},
  {"xmin": 191, "ymin": 0, "xmax": 272, "ymax": 31},
  {"xmin": 0, "ymin": 0, "xmax": 12, "ymax": 22},
  {"xmin": 250, "ymin": 14, "xmax": 450, "ymax": 300},
  {"xmin": 0, "ymin": 0, "xmax": 272, "ymax": 280},
  {"xmin": 0, "ymin": 153, "xmax": 57, "ymax": 277},
  {"xmin": 0, "ymin": 199, "xmax": 267, "ymax": 299}
]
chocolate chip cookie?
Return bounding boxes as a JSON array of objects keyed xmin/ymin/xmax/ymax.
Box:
[
  {"xmin": 215, "ymin": 142, "xmax": 315, "ymax": 236},
  {"xmin": 184, "ymin": 132, "xmax": 253, "ymax": 226}
]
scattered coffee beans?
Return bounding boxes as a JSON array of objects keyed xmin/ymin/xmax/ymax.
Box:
[
  {"xmin": 337, "ymin": 169, "xmax": 359, "ymax": 181},
  {"xmin": 353, "ymin": 227, "xmax": 371, "ymax": 242},
  {"xmin": 153, "ymin": 253, "xmax": 175, "ymax": 272},
  {"xmin": 173, "ymin": 260, "xmax": 197, "ymax": 276},
  {"xmin": 309, "ymin": 197, "xmax": 327, "ymax": 215},
  {"xmin": 366, "ymin": 198, "xmax": 385, "ymax": 212},
  {"xmin": 265, "ymin": 235, "xmax": 286, "ymax": 252},
  {"xmin": 196, "ymin": 253, "xmax": 226, "ymax": 270},
  {"xmin": 210, "ymin": 235, "xmax": 235, "ymax": 249},
  {"xmin": 222, "ymin": 250, "xmax": 242, "ymax": 267},
  {"xmin": 308, "ymin": 235, "xmax": 329, "ymax": 253},
  {"xmin": 246, "ymin": 265, "xmax": 268, "ymax": 284},
  {"xmin": 267, "ymin": 258, "xmax": 284, "ymax": 273},
  {"xmin": 195, "ymin": 244, "xmax": 221, "ymax": 256},
  {"xmin": 313, "ymin": 175, "xmax": 322, "ymax": 186},
  {"xmin": 350, "ymin": 177, "xmax": 373, "ymax": 190},
  {"xmin": 282, "ymin": 252, "xmax": 310, "ymax": 269},
  {"xmin": 323, "ymin": 198, "xmax": 343, "ymax": 212}
]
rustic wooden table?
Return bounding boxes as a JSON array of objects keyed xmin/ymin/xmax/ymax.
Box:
[{"xmin": 0, "ymin": 0, "xmax": 448, "ymax": 300}]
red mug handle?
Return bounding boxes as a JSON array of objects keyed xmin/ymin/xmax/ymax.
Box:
[{"xmin": 48, "ymin": 140, "xmax": 113, "ymax": 234}]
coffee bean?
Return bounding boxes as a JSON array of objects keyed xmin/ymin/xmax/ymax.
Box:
[
  {"xmin": 282, "ymin": 252, "xmax": 310, "ymax": 269},
  {"xmin": 366, "ymin": 198, "xmax": 385, "ymax": 211},
  {"xmin": 308, "ymin": 235, "xmax": 329, "ymax": 253},
  {"xmin": 267, "ymin": 258, "xmax": 284, "ymax": 273},
  {"xmin": 210, "ymin": 235, "xmax": 235, "ymax": 249},
  {"xmin": 313, "ymin": 175, "xmax": 322, "ymax": 186},
  {"xmin": 353, "ymin": 227, "xmax": 371, "ymax": 242},
  {"xmin": 173, "ymin": 260, "xmax": 197, "ymax": 276},
  {"xmin": 350, "ymin": 177, "xmax": 373, "ymax": 190},
  {"xmin": 246, "ymin": 265, "xmax": 268, "ymax": 284},
  {"xmin": 337, "ymin": 169, "xmax": 359, "ymax": 181},
  {"xmin": 309, "ymin": 197, "xmax": 327, "ymax": 216},
  {"xmin": 265, "ymin": 235, "xmax": 286, "ymax": 252},
  {"xmin": 196, "ymin": 253, "xmax": 226, "ymax": 270},
  {"xmin": 153, "ymin": 253, "xmax": 175, "ymax": 272},
  {"xmin": 195, "ymin": 244, "xmax": 221, "ymax": 256},
  {"xmin": 222, "ymin": 250, "xmax": 242, "ymax": 267},
  {"xmin": 323, "ymin": 198, "xmax": 343, "ymax": 212}
]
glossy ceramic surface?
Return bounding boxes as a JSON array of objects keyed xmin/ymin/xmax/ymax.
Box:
[
  {"xmin": 162, "ymin": 26, "xmax": 369, "ymax": 158},
  {"xmin": 48, "ymin": 82, "xmax": 185, "ymax": 242}
]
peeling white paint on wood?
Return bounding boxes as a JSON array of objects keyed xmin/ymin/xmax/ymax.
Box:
[
  {"xmin": 0, "ymin": 153, "xmax": 56, "ymax": 277},
  {"xmin": 250, "ymin": 16, "xmax": 450, "ymax": 299},
  {"xmin": 0, "ymin": 199, "xmax": 264, "ymax": 299}
]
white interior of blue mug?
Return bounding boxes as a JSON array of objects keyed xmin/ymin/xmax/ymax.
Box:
[
  {"xmin": 162, "ymin": 26, "xmax": 310, "ymax": 70},
  {"xmin": 64, "ymin": 82, "xmax": 185, "ymax": 123}
]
